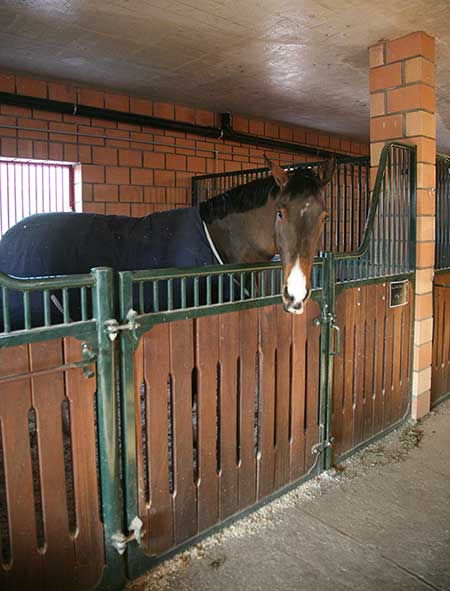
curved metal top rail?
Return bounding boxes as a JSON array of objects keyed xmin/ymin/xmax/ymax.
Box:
[
  {"xmin": 335, "ymin": 141, "xmax": 416, "ymax": 263},
  {"xmin": 0, "ymin": 270, "xmax": 96, "ymax": 292}
]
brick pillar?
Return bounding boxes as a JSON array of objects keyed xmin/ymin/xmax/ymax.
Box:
[{"xmin": 369, "ymin": 31, "xmax": 436, "ymax": 419}]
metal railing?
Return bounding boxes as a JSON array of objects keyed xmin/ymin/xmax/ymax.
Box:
[
  {"xmin": 435, "ymin": 154, "xmax": 450, "ymax": 271},
  {"xmin": 192, "ymin": 156, "xmax": 370, "ymax": 254}
]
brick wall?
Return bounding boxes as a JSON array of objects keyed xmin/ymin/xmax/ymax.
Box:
[
  {"xmin": 369, "ymin": 31, "xmax": 436, "ymax": 419},
  {"xmin": 0, "ymin": 71, "xmax": 368, "ymax": 216}
]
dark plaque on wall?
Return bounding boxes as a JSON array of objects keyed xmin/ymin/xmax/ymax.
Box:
[{"xmin": 389, "ymin": 280, "xmax": 409, "ymax": 308}]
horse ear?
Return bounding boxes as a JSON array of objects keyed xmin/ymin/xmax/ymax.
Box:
[
  {"xmin": 317, "ymin": 157, "xmax": 336, "ymax": 185},
  {"xmin": 264, "ymin": 154, "xmax": 288, "ymax": 189}
]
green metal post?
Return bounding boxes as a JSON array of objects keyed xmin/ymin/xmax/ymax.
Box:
[
  {"xmin": 323, "ymin": 252, "xmax": 337, "ymax": 470},
  {"xmin": 93, "ymin": 267, "xmax": 126, "ymax": 591}
]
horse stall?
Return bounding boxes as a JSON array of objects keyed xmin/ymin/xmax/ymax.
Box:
[
  {"xmin": 0, "ymin": 141, "xmax": 416, "ymax": 589},
  {"xmin": 431, "ymin": 154, "xmax": 450, "ymax": 406}
]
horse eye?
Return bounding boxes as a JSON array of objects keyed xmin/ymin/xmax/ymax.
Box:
[{"xmin": 277, "ymin": 210, "xmax": 283, "ymax": 219}]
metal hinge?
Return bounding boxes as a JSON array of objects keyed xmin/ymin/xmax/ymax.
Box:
[
  {"xmin": 105, "ymin": 309, "xmax": 140, "ymax": 342},
  {"xmin": 79, "ymin": 342, "xmax": 96, "ymax": 378},
  {"xmin": 311, "ymin": 437, "xmax": 335, "ymax": 456},
  {"xmin": 111, "ymin": 516, "xmax": 144, "ymax": 555}
]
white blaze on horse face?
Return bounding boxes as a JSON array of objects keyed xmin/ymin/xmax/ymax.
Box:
[{"xmin": 286, "ymin": 257, "xmax": 307, "ymax": 306}]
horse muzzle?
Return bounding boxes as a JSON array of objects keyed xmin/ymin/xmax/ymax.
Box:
[{"xmin": 282, "ymin": 285, "xmax": 311, "ymax": 315}]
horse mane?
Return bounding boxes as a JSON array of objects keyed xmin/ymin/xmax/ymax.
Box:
[{"xmin": 199, "ymin": 168, "xmax": 322, "ymax": 223}]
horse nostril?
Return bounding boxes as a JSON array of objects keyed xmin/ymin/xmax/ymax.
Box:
[{"xmin": 283, "ymin": 285, "xmax": 294, "ymax": 304}]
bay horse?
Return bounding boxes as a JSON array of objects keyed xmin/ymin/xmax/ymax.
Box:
[{"xmin": 0, "ymin": 158, "xmax": 333, "ymax": 328}]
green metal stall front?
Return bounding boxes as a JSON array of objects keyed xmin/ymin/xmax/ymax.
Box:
[{"xmin": 0, "ymin": 142, "xmax": 416, "ymax": 590}]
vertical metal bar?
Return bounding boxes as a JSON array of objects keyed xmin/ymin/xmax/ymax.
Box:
[
  {"xmin": 2, "ymin": 287, "xmax": 10, "ymax": 333},
  {"xmin": 94, "ymin": 267, "xmax": 126, "ymax": 589},
  {"xmin": 409, "ymin": 148, "xmax": 417, "ymax": 272},
  {"xmin": 336, "ymin": 164, "xmax": 341, "ymax": 252},
  {"xmin": 343, "ymin": 163, "xmax": 348, "ymax": 251},
  {"xmin": 218, "ymin": 274, "xmax": 223, "ymax": 304},
  {"xmin": 80, "ymin": 286, "xmax": 88, "ymax": 321},
  {"xmin": 62, "ymin": 288, "xmax": 70, "ymax": 323},
  {"xmin": 139, "ymin": 282, "xmax": 145, "ymax": 314},
  {"xmin": 181, "ymin": 277, "xmax": 187, "ymax": 308},
  {"xmin": 229, "ymin": 273, "xmax": 234, "ymax": 303},
  {"xmin": 153, "ymin": 280, "xmax": 159, "ymax": 312},
  {"xmin": 43, "ymin": 290, "xmax": 51, "ymax": 326},
  {"xmin": 194, "ymin": 276, "xmax": 199, "ymax": 307},
  {"xmin": 240, "ymin": 272, "xmax": 245, "ymax": 300},
  {"xmin": 23, "ymin": 291, "xmax": 31, "ymax": 329},
  {"xmin": 69, "ymin": 165, "xmax": 75, "ymax": 211},
  {"xmin": 167, "ymin": 279, "xmax": 173, "ymax": 310},
  {"xmin": 206, "ymin": 275, "xmax": 211, "ymax": 305}
]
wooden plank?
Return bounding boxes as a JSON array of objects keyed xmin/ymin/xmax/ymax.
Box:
[
  {"xmin": 352, "ymin": 287, "xmax": 366, "ymax": 448},
  {"xmin": 341, "ymin": 289, "xmax": 356, "ymax": 456},
  {"xmin": 331, "ymin": 291, "xmax": 346, "ymax": 459},
  {"xmin": 217, "ymin": 312, "xmax": 239, "ymax": 520},
  {"xmin": 400, "ymin": 296, "xmax": 413, "ymax": 417},
  {"xmin": 169, "ymin": 320, "xmax": 197, "ymax": 544},
  {"xmin": 289, "ymin": 312, "xmax": 307, "ymax": 481},
  {"xmin": 142, "ymin": 325, "xmax": 174, "ymax": 555},
  {"xmin": 238, "ymin": 309, "xmax": 258, "ymax": 510},
  {"xmin": 134, "ymin": 340, "xmax": 147, "ymax": 535},
  {"xmin": 29, "ymin": 340, "xmax": 76, "ymax": 587},
  {"xmin": 391, "ymin": 305, "xmax": 404, "ymax": 422},
  {"xmin": 63, "ymin": 337, "xmax": 104, "ymax": 588},
  {"xmin": 257, "ymin": 306, "xmax": 276, "ymax": 499},
  {"xmin": 304, "ymin": 300, "xmax": 321, "ymax": 473},
  {"xmin": 383, "ymin": 294, "xmax": 395, "ymax": 430},
  {"xmin": 196, "ymin": 315, "xmax": 219, "ymax": 531},
  {"xmin": 373, "ymin": 283, "xmax": 387, "ymax": 435},
  {"xmin": 0, "ymin": 345, "xmax": 42, "ymax": 591},
  {"xmin": 362, "ymin": 285, "xmax": 377, "ymax": 441}
]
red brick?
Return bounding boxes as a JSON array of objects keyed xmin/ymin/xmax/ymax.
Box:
[
  {"xmin": 225, "ymin": 160, "xmax": 242, "ymax": 172},
  {"xmin": 106, "ymin": 166, "xmax": 130, "ymax": 184},
  {"xmin": 143, "ymin": 151, "xmax": 165, "ymax": 168},
  {"xmin": 49, "ymin": 121, "xmax": 77, "ymax": 143},
  {"xmin": 94, "ymin": 184, "xmax": 118, "ymax": 202},
  {"xmin": 187, "ymin": 156, "xmax": 206, "ymax": 173},
  {"xmin": 369, "ymin": 43, "xmax": 385, "ymax": 68},
  {"xmin": 318, "ymin": 134, "xmax": 330, "ymax": 148},
  {"xmin": 106, "ymin": 203, "xmax": 131, "ymax": 216},
  {"xmin": 166, "ymin": 154, "xmax": 187, "ymax": 171},
  {"xmin": 119, "ymin": 149, "xmax": 142, "ymax": 167},
  {"xmin": 386, "ymin": 31, "xmax": 435, "ymax": 64},
  {"xmin": 120, "ymin": 186, "xmax": 143, "ymax": 202},
  {"xmin": 370, "ymin": 114, "xmax": 404, "ymax": 141},
  {"xmin": 293, "ymin": 127, "xmax": 306, "ymax": 144},
  {"xmin": 79, "ymin": 88, "xmax": 104, "ymax": 108},
  {"xmin": 93, "ymin": 146, "xmax": 118, "ymax": 165},
  {"xmin": 49, "ymin": 143, "xmax": 63, "ymax": 160},
  {"xmin": 132, "ymin": 204, "xmax": 154, "ymax": 216},
  {"xmin": 32, "ymin": 109, "xmax": 62, "ymax": 122},
  {"xmin": 265, "ymin": 122, "xmax": 279, "ymax": 138},
  {"xmin": 195, "ymin": 109, "xmax": 214, "ymax": 127},
  {"xmin": 233, "ymin": 115, "xmax": 249, "ymax": 133},
  {"xmin": 18, "ymin": 118, "xmax": 48, "ymax": 140},
  {"xmin": 154, "ymin": 170, "xmax": 175, "ymax": 186},
  {"xmin": 33, "ymin": 142, "xmax": 49, "ymax": 160},
  {"xmin": 405, "ymin": 57, "xmax": 435, "ymax": 86},
  {"xmin": 84, "ymin": 202, "xmax": 105, "ymax": 214},
  {"xmin": 0, "ymin": 115, "xmax": 17, "ymax": 137},
  {"xmin": 1, "ymin": 104, "xmax": 31, "ymax": 118},
  {"xmin": 16, "ymin": 76, "xmax": 47, "ymax": 98},
  {"xmin": 166, "ymin": 187, "xmax": 188, "ymax": 203},
  {"xmin": 144, "ymin": 186, "xmax": 166, "ymax": 202},
  {"xmin": 18, "ymin": 139, "xmax": 33, "ymax": 158},
  {"xmin": 0, "ymin": 73, "xmax": 15, "ymax": 93},
  {"xmin": 279, "ymin": 126, "xmax": 293, "ymax": 141},
  {"xmin": 63, "ymin": 144, "xmax": 79, "ymax": 163},
  {"xmin": 405, "ymin": 111, "xmax": 435, "ymax": 138},
  {"xmin": 404, "ymin": 136, "xmax": 436, "ymax": 163},
  {"xmin": 175, "ymin": 105, "xmax": 195, "ymax": 123},
  {"xmin": 306, "ymin": 131, "xmax": 318, "ymax": 146},
  {"xmin": 82, "ymin": 165, "xmax": 105, "ymax": 183},
  {"xmin": 130, "ymin": 168, "xmax": 153, "ymax": 185},
  {"xmin": 249, "ymin": 119, "xmax": 265, "ymax": 136},
  {"xmin": 154, "ymin": 102, "xmax": 174, "ymax": 119},
  {"xmin": 387, "ymin": 84, "xmax": 435, "ymax": 114},
  {"xmin": 78, "ymin": 145, "xmax": 92, "ymax": 163},
  {"xmin": 105, "ymin": 93, "xmax": 129, "ymax": 112},
  {"xmin": 48, "ymin": 82, "xmax": 76, "ymax": 102},
  {"xmin": 130, "ymin": 97, "xmax": 153, "ymax": 116},
  {"xmin": 369, "ymin": 63, "xmax": 402, "ymax": 92},
  {"xmin": 1, "ymin": 137, "xmax": 17, "ymax": 157},
  {"xmin": 370, "ymin": 92, "xmax": 386, "ymax": 117}
]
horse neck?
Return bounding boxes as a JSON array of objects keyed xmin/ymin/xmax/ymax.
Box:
[{"xmin": 204, "ymin": 197, "xmax": 278, "ymax": 264}]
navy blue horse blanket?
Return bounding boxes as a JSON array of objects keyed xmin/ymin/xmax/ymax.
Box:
[{"xmin": 0, "ymin": 208, "xmax": 219, "ymax": 328}]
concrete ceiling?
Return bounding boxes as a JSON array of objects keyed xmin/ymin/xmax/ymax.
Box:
[{"xmin": 1, "ymin": 0, "xmax": 450, "ymax": 150}]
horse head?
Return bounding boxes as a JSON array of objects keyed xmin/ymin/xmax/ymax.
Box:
[{"xmin": 265, "ymin": 156, "xmax": 335, "ymax": 315}]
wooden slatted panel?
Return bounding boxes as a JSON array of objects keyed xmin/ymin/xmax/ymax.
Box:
[
  {"xmin": 431, "ymin": 272, "xmax": 450, "ymax": 405},
  {"xmin": 333, "ymin": 283, "xmax": 413, "ymax": 459},
  {"xmin": 137, "ymin": 304, "xmax": 321, "ymax": 560},
  {"xmin": 0, "ymin": 338, "xmax": 104, "ymax": 591}
]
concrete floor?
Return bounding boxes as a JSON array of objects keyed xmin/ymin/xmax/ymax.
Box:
[{"xmin": 127, "ymin": 399, "xmax": 450, "ymax": 591}]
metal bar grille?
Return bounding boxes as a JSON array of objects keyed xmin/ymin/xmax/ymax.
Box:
[
  {"xmin": 435, "ymin": 155, "xmax": 450, "ymax": 270},
  {"xmin": 0, "ymin": 159, "xmax": 75, "ymax": 237},
  {"xmin": 192, "ymin": 156, "xmax": 370, "ymax": 254}
]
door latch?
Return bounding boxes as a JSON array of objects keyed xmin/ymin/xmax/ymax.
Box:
[
  {"xmin": 111, "ymin": 516, "xmax": 144, "ymax": 555},
  {"xmin": 105, "ymin": 309, "xmax": 140, "ymax": 342}
]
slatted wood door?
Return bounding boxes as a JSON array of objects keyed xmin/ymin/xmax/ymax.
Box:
[
  {"xmin": 0, "ymin": 338, "xmax": 104, "ymax": 591},
  {"xmin": 431, "ymin": 272, "xmax": 450, "ymax": 406},
  {"xmin": 134, "ymin": 301, "xmax": 321, "ymax": 558},
  {"xmin": 332, "ymin": 282, "xmax": 413, "ymax": 459}
]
